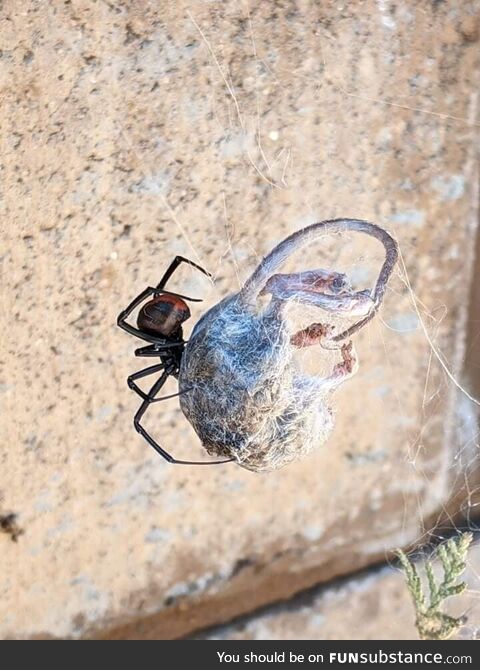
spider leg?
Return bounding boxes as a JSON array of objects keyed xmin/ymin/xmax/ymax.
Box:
[
  {"xmin": 128, "ymin": 363, "xmax": 165, "ymax": 400},
  {"xmin": 133, "ymin": 370, "xmax": 234, "ymax": 465},
  {"xmin": 134, "ymin": 342, "xmax": 185, "ymax": 357},
  {"xmin": 156, "ymin": 255, "xmax": 212, "ymax": 291},
  {"xmin": 117, "ymin": 286, "xmax": 162, "ymax": 343},
  {"xmin": 128, "ymin": 363, "xmax": 190, "ymax": 403},
  {"xmin": 135, "ymin": 344, "xmax": 164, "ymax": 357}
]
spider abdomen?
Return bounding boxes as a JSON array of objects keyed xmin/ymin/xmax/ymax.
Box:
[{"xmin": 137, "ymin": 294, "xmax": 190, "ymax": 337}]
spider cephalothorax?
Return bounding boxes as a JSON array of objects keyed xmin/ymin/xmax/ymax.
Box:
[{"xmin": 118, "ymin": 220, "xmax": 398, "ymax": 470}]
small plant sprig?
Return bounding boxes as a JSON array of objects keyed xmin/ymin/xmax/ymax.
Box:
[{"xmin": 397, "ymin": 532, "xmax": 473, "ymax": 640}]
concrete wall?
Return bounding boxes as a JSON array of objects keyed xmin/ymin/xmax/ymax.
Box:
[
  {"xmin": 1, "ymin": 0, "xmax": 479, "ymax": 639},
  {"xmin": 203, "ymin": 542, "xmax": 480, "ymax": 641}
]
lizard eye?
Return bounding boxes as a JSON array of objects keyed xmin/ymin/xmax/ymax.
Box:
[{"xmin": 331, "ymin": 274, "xmax": 348, "ymax": 292}]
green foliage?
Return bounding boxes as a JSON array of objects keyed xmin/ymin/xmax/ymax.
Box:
[{"xmin": 397, "ymin": 532, "xmax": 473, "ymax": 640}]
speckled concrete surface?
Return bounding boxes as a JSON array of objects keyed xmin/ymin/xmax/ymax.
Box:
[
  {"xmin": 204, "ymin": 538, "xmax": 480, "ymax": 641},
  {"xmin": 1, "ymin": 1, "xmax": 479, "ymax": 639}
]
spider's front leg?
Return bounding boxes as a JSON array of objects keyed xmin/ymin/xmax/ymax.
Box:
[
  {"xmin": 117, "ymin": 286, "xmax": 161, "ymax": 342},
  {"xmin": 156, "ymin": 255, "xmax": 211, "ymax": 291}
]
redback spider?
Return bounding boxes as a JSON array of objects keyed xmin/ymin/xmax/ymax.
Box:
[{"xmin": 117, "ymin": 255, "xmax": 235, "ymax": 465}]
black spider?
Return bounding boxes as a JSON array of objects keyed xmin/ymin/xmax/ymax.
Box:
[{"xmin": 117, "ymin": 256, "xmax": 234, "ymax": 465}]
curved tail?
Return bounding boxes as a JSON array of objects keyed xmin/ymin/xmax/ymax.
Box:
[{"xmin": 239, "ymin": 219, "xmax": 398, "ymax": 342}]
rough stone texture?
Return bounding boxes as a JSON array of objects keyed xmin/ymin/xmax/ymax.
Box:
[
  {"xmin": 1, "ymin": 0, "xmax": 479, "ymax": 639},
  {"xmin": 203, "ymin": 538, "xmax": 480, "ymax": 641}
]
